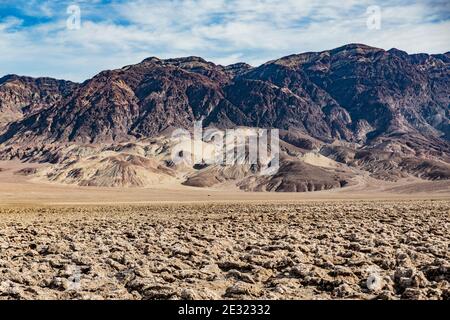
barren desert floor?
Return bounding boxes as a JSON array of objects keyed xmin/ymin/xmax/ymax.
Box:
[
  {"xmin": 0, "ymin": 201, "xmax": 449, "ymax": 300},
  {"xmin": 0, "ymin": 161, "xmax": 449, "ymax": 300},
  {"xmin": 1, "ymin": 160, "xmax": 450, "ymax": 205}
]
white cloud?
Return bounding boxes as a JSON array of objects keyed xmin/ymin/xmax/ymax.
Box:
[{"xmin": 0, "ymin": 0, "xmax": 448, "ymax": 82}]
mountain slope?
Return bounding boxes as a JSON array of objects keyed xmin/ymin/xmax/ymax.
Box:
[
  {"xmin": 220, "ymin": 44, "xmax": 449, "ymax": 147},
  {"xmin": 1, "ymin": 44, "xmax": 448, "ymax": 147},
  {"xmin": 0, "ymin": 58, "xmax": 227, "ymax": 144},
  {"xmin": 0, "ymin": 75, "xmax": 77, "ymax": 130},
  {"xmin": 0, "ymin": 44, "xmax": 449, "ymax": 190}
]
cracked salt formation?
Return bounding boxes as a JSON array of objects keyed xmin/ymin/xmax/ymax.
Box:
[{"xmin": 0, "ymin": 201, "xmax": 448, "ymax": 300}]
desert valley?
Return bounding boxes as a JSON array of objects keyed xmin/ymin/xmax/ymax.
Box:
[{"xmin": 0, "ymin": 43, "xmax": 449, "ymax": 300}]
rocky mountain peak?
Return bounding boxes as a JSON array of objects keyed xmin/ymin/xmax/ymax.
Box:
[{"xmin": 223, "ymin": 63, "xmax": 253, "ymax": 77}]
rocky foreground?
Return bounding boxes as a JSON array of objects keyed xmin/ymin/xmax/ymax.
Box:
[{"xmin": 0, "ymin": 201, "xmax": 449, "ymax": 300}]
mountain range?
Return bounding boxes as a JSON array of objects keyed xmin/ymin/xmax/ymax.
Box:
[{"xmin": 0, "ymin": 44, "xmax": 449, "ymax": 191}]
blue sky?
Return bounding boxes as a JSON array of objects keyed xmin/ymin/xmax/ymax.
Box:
[{"xmin": 0, "ymin": 0, "xmax": 449, "ymax": 82}]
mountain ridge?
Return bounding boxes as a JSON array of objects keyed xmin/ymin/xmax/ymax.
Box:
[{"xmin": 0, "ymin": 43, "xmax": 449, "ymax": 191}]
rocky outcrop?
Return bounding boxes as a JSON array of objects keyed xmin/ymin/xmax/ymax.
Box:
[{"xmin": 0, "ymin": 75, "xmax": 77, "ymax": 130}]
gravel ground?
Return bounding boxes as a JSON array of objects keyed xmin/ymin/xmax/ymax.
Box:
[{"xmin": 0, "ymin": 200, "xmax": 449, "ymax": 300}]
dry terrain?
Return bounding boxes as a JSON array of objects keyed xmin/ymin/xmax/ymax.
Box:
[
  {"xmin": 0, "ymin": 44, "xmax": 449, "ymax": 301},
  {"xmin": 1, "ymin": 160, "xmax": 450, "ymax": 206},
  {"xmin": 0, "ymin": 201, "xmax": 449, "ymax": 300},
  {"xmin": 0, "ymin": 161, "xmax": 449, "ymax": 300}
]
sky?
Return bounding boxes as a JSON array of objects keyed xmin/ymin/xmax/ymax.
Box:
[{"xmin": 0, "ymin": 0, "xmax": 449, "ymax": 82}]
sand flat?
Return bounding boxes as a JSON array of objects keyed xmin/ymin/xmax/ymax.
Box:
[{"xmin": 0, "ymin": 160, "xmax": 449, "ymax": 206}]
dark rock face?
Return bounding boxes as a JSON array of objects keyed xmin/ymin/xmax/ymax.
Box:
[
  {"xmin": 0, "ymin": 44, "xmax": 449, "ymax": 183},
  {"xmin": 0, "ymin": 75, "xmax": 77, "ymax": 130},
  {"xmin": 1, "ymin": 44, "xmax": 448, "ymax": 146},
  {"xmin": 1, "ymin": 59, "xmax": 225, "ymax": 144},
  {"xmin": 228, "ymin": 44, "xmax": 449, "ymax": 148},
  {"xmin": 236, "ymin": 160, "xmax": 351, "ymax": 192}
]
